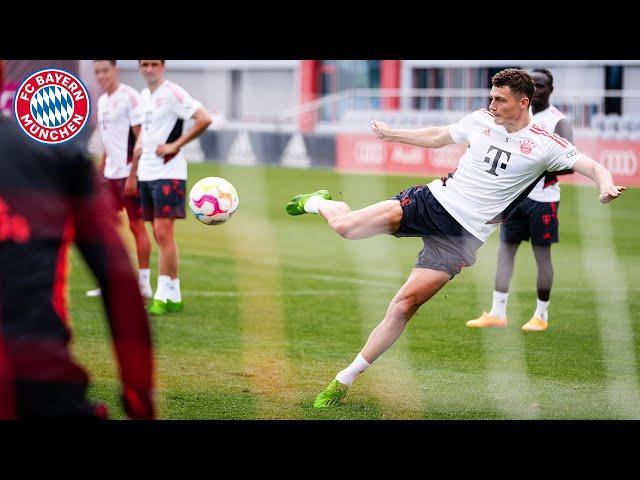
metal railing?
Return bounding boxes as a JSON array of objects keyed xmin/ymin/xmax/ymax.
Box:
[{"xmin": 279, "ymin": 88, "xmax": 640, "ymax": 131}]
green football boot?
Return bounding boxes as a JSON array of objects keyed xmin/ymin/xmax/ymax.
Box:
[
  {"xmin": 313, "ymin": 379, "xmax": 349, "ymax": 408},
  {"xmin": 286, "ymin": 189, "xmax": 332, "ymax": 216},
  {"xmin": 166, "ymin": 299, "xmax": 184, "ymax": 312},
  {"xmin": 147, "ymin": 298, "xmax": 168, "ymax": 316}
]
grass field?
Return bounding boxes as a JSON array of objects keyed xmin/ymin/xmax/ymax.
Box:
[{"xmin": 68, "ymin": 162, "xmax": 640, "ymax": 419}]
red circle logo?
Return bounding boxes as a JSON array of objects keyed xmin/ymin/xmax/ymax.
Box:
[
  {"xmin": 520, "ymin": 140, "xmax": 533, "ymax": 154},
  {"xmin": 13, "ymin": 68, "xmax": 90, "ymax": 144}
]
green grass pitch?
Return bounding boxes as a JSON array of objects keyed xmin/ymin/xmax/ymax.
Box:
[{"xmin": 68, "ymin": 163, "xmax": 640, "ymax": 419}]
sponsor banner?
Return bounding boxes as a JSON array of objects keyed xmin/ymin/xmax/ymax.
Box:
[
  {"xmin": 199, "ymin": 130, "xmax": 336, "ymax": 168},
  {"xmin": 336, "ymin": 133, "xmax": 465, "ymax": 176},
  {"xmin": 336, "ymin": 133, "xmax": 640, "ymax": 185},
  {"xmin": 303, "ymin": 134, "xmax": 336, "ymax": 168},
  {"xmin": 562, "ymin": 139, "xmax": 640, "ymax": 186}
]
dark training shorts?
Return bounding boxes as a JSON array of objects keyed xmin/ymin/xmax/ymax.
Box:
[
  {"xmin": 139, "ymin": 179, "xmax": 186, "ymax": 221},
  {"xmin": 391, "ymin": 184, "xmax": 483, "ymax": 279},
  {"xmin": 500, "ymin": 197, "xmax": 559, "ymax": 246},
  {"xmin": 106, "ymin": 177, "xmax": 143, "ymax": 221}
]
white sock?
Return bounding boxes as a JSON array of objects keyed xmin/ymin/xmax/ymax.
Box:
[
  {"xmin": 167, "ymin": 278, "xmax": 182, "ymax": 302},
  {"xmin": 154, "ymin": 275, "xmax": 171, "ymax": 302},
  {"xmin": 490, "ymin": 290, "xmax": 509, "ymax": 319},
  {"xmin": 335, "ymin": 353, "xmax": 371, "ymax": 387},
  {"xmin": 535, "ymin": 299, "xmax": 549, "ymax": 322},
  {"xmin": 139, "ymin": 268, "xmax": 151, "ymax": 286},
  {"xmin": 303, "ymin": 195, "xmax": 327, "ymax": 214}
]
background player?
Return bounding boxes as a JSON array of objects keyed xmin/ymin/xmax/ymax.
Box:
[
  {"xmin": 137, "ymin": 60, "xmax": 212, "ymax": 316},
  {"xmin": 468, "ymin": 68, "xmax": 574, "ymax": 331},
  {"xmin": 86, "ymin": 60, "xmax": 153, "ymax": 300}
]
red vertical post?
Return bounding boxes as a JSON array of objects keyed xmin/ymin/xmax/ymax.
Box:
[
  {"xmin": 299, "ymin": 60, "xmax": 319, "ymax": 133},
  {"xmin": 381, "ymin": 60, "xmax": 401, "ymax": 110}
]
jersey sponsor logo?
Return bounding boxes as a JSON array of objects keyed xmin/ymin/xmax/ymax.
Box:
[
  {"xmin": 520, "ymin": 139, "xmax": 534, "ymax": 154},
  {"xmin": 482, "ymin": 128, "xmax": 491, "ymax": 136},
  {"xmin": 484, "ymin": 145, "xmax": 511, "ymax": 176},
  {"xmin": 565, "ymin": 149, "xmax": 578, "ymax": 159},
  {"xmin": 598, "ymin": 150, "xmax": 638, "ymax": 176},
  {"xmin": 13, "ymin": 68, "xmax": 90, "ymax": 145}
]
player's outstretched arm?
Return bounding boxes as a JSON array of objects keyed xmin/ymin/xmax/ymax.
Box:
[
  {"xmin": 371, "ymin": 120, "xmax": 455, "ymax": 149},
  {"xmin": 572, "ymin": 155, "xmax": 626, "ymax": 204}
]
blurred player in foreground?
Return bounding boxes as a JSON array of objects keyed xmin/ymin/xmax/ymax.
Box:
[
  {"xmin": 0, "ymin": 115, "xmax": 155, "ymax": 419},
  {"xmin": 286, "ymin": 69, "xmax": 625, "ymax": 408}
]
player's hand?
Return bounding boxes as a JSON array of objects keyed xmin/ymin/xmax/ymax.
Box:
[
  {"xmin": 371, "ymin": 120, "xmax": 392, "ymax": 141},
  {"xmin": 134, "ymin": 144, "xmax": 143, "ymax": 160},
  {"xmin": 124, "ymin": 175, "xmax": 138, "ymax": 197},
  {"xmin": 599, "ymin": 185, "xmax": 626, "ymax": 204},
  {"xmin": 156, "ymin": 142, "xmax": 179, "ymax": 157},
  {"xmin": 122, "ymin": 386, "xmax": 156, "ymax": 420}
]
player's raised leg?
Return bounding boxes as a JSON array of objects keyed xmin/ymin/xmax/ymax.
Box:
[
  {"xmin": 286, "ymin": 189, "xmax": 403, "ymax": 240},
  {"xmin": 314, "ymin": 267, "xmax": 450, "ymax": 408}
]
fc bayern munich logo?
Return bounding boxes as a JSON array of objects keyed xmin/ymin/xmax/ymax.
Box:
[
  {"xmin": 13, "ymin": 68, "xmax": 90, "ymax": 145},
  {"xmin": 520, "ymin": 140, "xmax": 533, "ymax": 154}
]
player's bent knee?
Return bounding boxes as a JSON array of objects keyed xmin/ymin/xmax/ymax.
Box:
[{"xmin": 329, "ymin": 217, "xmax": 356, "ymax": 239}]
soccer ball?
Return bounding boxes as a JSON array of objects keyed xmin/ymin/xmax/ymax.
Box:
[{"xmin": 189, "ymin": 177, "xmax": 239, "ymax": 225}]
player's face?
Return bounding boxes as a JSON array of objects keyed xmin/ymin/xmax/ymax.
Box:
[
  {"xmin": 94, "ymin": 61, "xmax": 117, "ymax": 92},
  {"xmin": 139, "ymin": 60, "xmax": 165, "ymax": 85},
  {"xmin": 489, "ymin": 86, "xmax": 529, "ymax": 126},
  {"xmin": 531, "ymin": 72, "xmax": 553, "ymax": 108}
]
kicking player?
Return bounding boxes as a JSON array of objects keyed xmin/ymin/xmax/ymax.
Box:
[
  {"xmin": 137, "ymin": 60, "xmax": 212, "ymax": 316},
  {"xmin": 468, "ymin": 68, "xmax": 574, "ymax": 331},
  {"xmin": 86, "ymin": 60, "xmax": 153, "ymax": 299},
  {"xmin": 285, "ymin": 69, "xmax": 625, "ymax": 408}
]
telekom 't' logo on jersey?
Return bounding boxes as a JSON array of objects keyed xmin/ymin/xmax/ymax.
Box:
[{"xmin": 13, "ymin": 69, "xmax": 90, "ymax": 145}]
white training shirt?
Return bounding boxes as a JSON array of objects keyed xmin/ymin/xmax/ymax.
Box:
[
  {"xmin": 428, "ymin": 108, "xmax": 583, "ymax": 243},
  {"xmin": 97, "ymin": 83, "xmax": 143, "ymax": 179},
  {"xmin": 138, "ymin": 80, "xmax": 202, "ymax": 181},
  {"xmin": 527, "ymin": 104, "xmax": 568, "ymax": 202}
]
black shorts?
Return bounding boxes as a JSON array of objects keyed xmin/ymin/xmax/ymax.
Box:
[
  {"xmin": 391, "ymin": 184, "xmax": 483, "ymax": 279},
  {"xmin": 139, "ymin": 179, "xmax": 186, "ymax": 221},
  {"xmin": 500, "ymin": 197, "xmax": 559, "ymax": 246},
  {"xmin": 106, "ymin": 178, "xmax": 143, "ymax": 221}
]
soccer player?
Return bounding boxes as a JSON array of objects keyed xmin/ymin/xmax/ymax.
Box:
[
  {"xmin": 86, "ymin": 60, "xmax": 153, "ymax": 299},
  {"xmin": 137, "ymin": 60, "xmax": 212, "ymax": 316},
  {"xmin": 468, "ymin": 68, "xmax": 573, "ymax": 331},
  {"xmin": 0, "ymin": 115, "xmax": 155, "ymax": 419},
  {"xmin": 285, "ymin": 69, "xmax": 625, "ymax": 408}
]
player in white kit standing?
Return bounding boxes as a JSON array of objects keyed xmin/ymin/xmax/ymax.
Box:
[
  {"xmin": 137, "ymin": 60, "xmax": 212, "ymax": 316},
  {"xmin": 87, "ymin": 60, "xmax": 153, "ymax": 299},
  {"xmin": 285, "ymin": 69, "xmax": 625, "ymax": 407},
  {"xmin": 468, "ymin": 69, "xmax": 574, "ymax": 331}
]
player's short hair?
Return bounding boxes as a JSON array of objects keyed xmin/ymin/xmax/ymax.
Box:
[
  {"xmin": 138, "ymin": 60, "xmax": 165, "ymax": 65},
  {"xmin": 491, "ymin": 68, "xmax": 535, "ymax": 102},
  {"xmin": 93, "ymin": 60, "xmax": 117, "ymax": 66},
  {"xmin": 531, "ymin": 68, "xmax": 554, "ymax": 87}
]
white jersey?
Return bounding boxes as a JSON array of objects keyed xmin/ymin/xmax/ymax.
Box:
[
  {"xmin": 428, "ymin": 109, "xmax": 583, "ymax": 243},
  {"xmin": 527, "ymin": 104, "xmax": 568, "ymax": 202},
  {"xmin": 138, "ymin": 80, "xmax": 202, "ymax": 181},
  {"xmin": 97, "ymin": 83, "xmax": 143, "ymax": 179}
]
